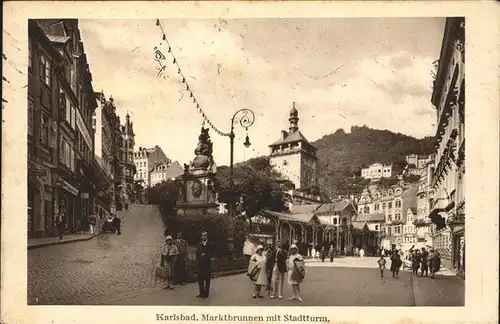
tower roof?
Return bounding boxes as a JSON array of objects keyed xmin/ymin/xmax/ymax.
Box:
[
  {"xmin": 268, "ymin": 130, "xmax": 314, "ymax": 147},
  {"xmin": 290, "ymin": 101, "xmax": 298, "ymax": 117}
]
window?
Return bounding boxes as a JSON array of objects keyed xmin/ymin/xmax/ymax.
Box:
[
  {"xmin": 40, "ymin": 54, "xmax": 51, "ymax": 86},
  {"xmin": 395, "ymin": 213, "xmax": 401, "ymax": 220},
  {"xmin": 382, "ymin": 203, "xmax": 386, "ymax": 210},
  {"xmin": 388, "ymin": 202, "xmax": 392, "ymax": 209},
  {"xmin": 28, "ymin": 101, "xmax": 34, "ymax": 136},
  {"xmin": 70, "ymin": 105, "xmax": 76, "ymax": 129},
  {"xmin": 65, "ymin": 97, "xmax": 71, "ymax": 124},
  {"xmin": 395, "ymin": 199, "xmax": 402, "ymax": 208},
  {"xmin": 388, "ymin": 214, "xmax": 392, "ymax": 221},
  {"xmin": 40, "ymin": 113, "xmax": 49, "ymax": 145},
  {"xmin": 28, "ymin": 39, "xmax": 33, "ymax": 70},
  {"xmin": 363, "ymin": 206, "xmax": 369, "ymax": 214},
  {"xmin": 374, "ymin": 203, "xmax": 379, "ymax": 211}
]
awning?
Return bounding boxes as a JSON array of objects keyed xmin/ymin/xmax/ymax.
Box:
[{"xmin": 428, "ymin": 201, "xmax": 455, "ymax": 230}]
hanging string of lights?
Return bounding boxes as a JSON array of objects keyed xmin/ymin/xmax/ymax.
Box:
[{"xmin": 154, "ymin": 19, "xmax": 230, "ymax": 137}]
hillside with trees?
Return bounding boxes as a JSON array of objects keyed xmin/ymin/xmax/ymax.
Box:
[{"xmin": 312, "ymin": 126, "xmax": 434, "ymax": 198}]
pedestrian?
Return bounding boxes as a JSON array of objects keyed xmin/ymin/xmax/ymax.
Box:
[
  {"xmin": 113, "ymin": 216, "xmax": 121, "ymax": 235},
  {"xmin": 163, "ymin": 226, "xmax": 169, "ymax": 238},
  {"xmin": 412, "ymin": 250, "xmax": 421, "ymax": 276},
  {"xmin": 174, "ymin": 232, "xmax": 188, "ymax": 285},
  {"xmin": 377, "ymin": 255, "xmax": 387, "ymax": 277},
  {"xmin": 161, "ymin": 235, "xmax": 179, "ymax": 289},
  {"xmin": 320, "ymin": 246, "xmax": 326, "ymax": 262},
  {"xmin": 248, "ymin": 245, "xmax": 268, "ymax": 299},
  {"xmin": 359, "ymin": 247, "xmax": 365, "ymax": 258},
  {"xmin": 390, "ymin": 250, "xmax": 402, "ymax": 278},
  {"xmin": 420, "ymin": 247, "xmax": 429, "ymax": 277},
  {"xmin": 264, "ymin": 245, "xmax": 274, "ymax": 294},
  {"xmin": 196, "ymin": 230, "xmax": 213, "ymax": 298},
  {"xmin": 269, "ymin": 241, "xmax": 287, "ymax": 299},
  {"xmin": 428, "ymin": 249, "xmax": 441, "ymax": 279},
  {"xmin": 329, "ymin": 245, "xmax": 335, "ymax": 262},
  {"xmin": 287, "ymin": 244, "xmax": 305, "ymax": 302},
  {"xmin": 55, "ymin": 216, "xmax": 65, "ymax": 240}
]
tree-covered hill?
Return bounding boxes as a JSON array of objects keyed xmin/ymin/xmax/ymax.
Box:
[{"xmin": 312, "ymin": 126, "xmax": 434, "ymax": 198}]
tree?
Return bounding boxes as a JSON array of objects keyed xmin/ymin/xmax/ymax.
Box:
[
  {"xmin": 214, "ymin": 156, "xmax": 292, "ymax": 230},
  {"xmin": 146, "ymin": 179, "xmax": 179, "ymax": 230}
]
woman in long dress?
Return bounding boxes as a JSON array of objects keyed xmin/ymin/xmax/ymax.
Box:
[
  {"xmin": 287, "ymin": 244, "xmax": 305, "ymax": 302},
  {"xmin": 248, "ymin": 245, "xmax": 268, "ymax": 298}
]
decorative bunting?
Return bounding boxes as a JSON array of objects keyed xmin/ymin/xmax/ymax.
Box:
[{"xmin": 155, "ymin": 19, "xmax": 230, "ymax": 137}]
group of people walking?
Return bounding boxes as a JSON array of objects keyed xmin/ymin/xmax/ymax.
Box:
[
  {"xmin": 408, "ymin": 247, "xmax": 442, "ymax": 279},
  {"xmin": 377, "ymin": 246, "xmax": 442, "ymax": 279},
  {"xmin": 247, "ymin": 241, "xmax": 306, "ymax": 302},
  {"xmin": 160, "ymin": 230, "xmax": 213, "ymax": 298}
]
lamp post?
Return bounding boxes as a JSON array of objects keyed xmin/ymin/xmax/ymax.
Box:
[{"xmin": 227, "ymin": 108, "xmax": 255, "ymax": 258}]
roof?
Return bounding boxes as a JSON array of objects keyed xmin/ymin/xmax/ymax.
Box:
[
  {"xmin": 355, "ymin": 212, "xmax": 385, "ymax": 222},
  {"xmin": 47, "ymin": 35, "xmax": 70, "ymax": 44},
  {"xmin": 289, "ymin": 204, "xmax": 321, "ymax": 215},
  {"xmin": 269, "ymin": 131, "xmax": 314, "ymax": 147},
  {"xmin": 408, "ymin": 207, "xmax": 417, "ymax": 214},
  {"xmin": 261, "ymin": 210, "xmax": 319, "ymax": 224},
  {"xmin": 315, "ymin": 200, "xmax": 354, "ymax": 214},
  {"xmin": 352, "ymin": 222, "xmax": 368, "ymax": 230}
]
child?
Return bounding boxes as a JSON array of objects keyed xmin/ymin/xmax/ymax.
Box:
[{"xmin": 377, "ymin": 255, "xmax": 387, "ymax": 277}]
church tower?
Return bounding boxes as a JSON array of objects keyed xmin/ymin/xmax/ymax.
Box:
[{"xmin": 268, "ymin": 102, "xmax": 318, "ymax": 191}]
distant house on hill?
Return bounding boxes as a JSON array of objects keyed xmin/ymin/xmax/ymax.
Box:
[{"xmin": 361, "ymin": 163, "xmax": 393, "ymax": 180}]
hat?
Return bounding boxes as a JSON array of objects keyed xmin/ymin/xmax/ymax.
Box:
[
  {"xmin": 256, "ymin": 245, "xmax": 264, "ymax": 251},
  {"xmin": 165, "ymin": 235, "xmax": 173, "ymax": 241},
  {"xmin": 289, "ymin": 244, "xmax": 298, "ymax": 250}
]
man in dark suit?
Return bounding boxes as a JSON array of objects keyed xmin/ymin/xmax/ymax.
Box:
[
  {"xmin": 196, "ymin": 230, "xmax": 213, "ymax": 298},
  {"xmin": 268, "ymin": 241, "xmax": 288, "ymax": 299}
]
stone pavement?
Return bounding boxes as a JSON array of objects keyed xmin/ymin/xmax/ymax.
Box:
[
  {"xmin": 27, "ymin": 204, "xmax": 165, "ymax": 305},
  {"xmin": 28, "ymin": 233, "xmax": 97, "ymax": 249},
  {"xmin": 108, "ymin": 257, "xmax": 464, "ymax": 306}
]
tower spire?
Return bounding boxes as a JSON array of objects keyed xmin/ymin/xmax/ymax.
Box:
[{"xmin": 289, "ymin": 102, "xmax": 299, "ymax": 133}]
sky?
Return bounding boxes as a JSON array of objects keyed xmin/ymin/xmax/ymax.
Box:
[{"xmin": 79, "ymin": 18, "xmax": 446, "ymax": 167}]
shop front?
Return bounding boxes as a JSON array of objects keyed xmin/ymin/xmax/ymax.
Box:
[
  {"xmin": 55, "ymin": 176, "xmax": 79, "ymax": 232},
  {"xmin": 28, "ymin": 162, "xmax": 54, "ymax": 238}
]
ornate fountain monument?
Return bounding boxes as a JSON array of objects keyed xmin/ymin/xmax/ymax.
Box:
[{"xmin": 175, "ymin": 127, "xmax": 219, "ymax": 217}]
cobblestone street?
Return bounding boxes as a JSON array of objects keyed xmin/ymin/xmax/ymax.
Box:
[
  {"xmin": 109, "ymin": 257, "xmax": 464, "ymax": 306},
  {"xmin": 27, "ymin": 204, "xmax": 165, "ymax": 305}
]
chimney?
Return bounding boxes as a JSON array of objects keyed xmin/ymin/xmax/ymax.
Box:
[{"xmin": 281, "ymin": 130, "xmax": 288, "ymax": 140}]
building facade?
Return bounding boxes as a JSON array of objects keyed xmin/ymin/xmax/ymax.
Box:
[
  {"xmin": 134, "ymin": 146, "xmax": 169, "ymax": 187},
  {"xmin": 428, "ymin": 17, "xmax": 465, "ymax": 276},
  {"xmin": 119, "ymin": 114, "xmax": 136, "ymax": 205},
  {"xmin": 149, "ymin": 161, "xmax": 184, "ymax": 187},
  {"xmin": 28, "ymin": 19, "xmax": 98, "ymax": 237},
  {"xmin": 27, "ymin": 20, "xmax": 62, "ymax": 238},
  {"xmin": 92, "ymin": 91, "xmax": 116, "ymax": 219},
  {"xmin": 361, "ymin": 163, "xmax": 393, "ymax": 180},
  {"xmin": 269, "ymin": 103, "xmax": 321, "ymax": 204}
]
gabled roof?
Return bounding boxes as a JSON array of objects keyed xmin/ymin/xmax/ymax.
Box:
[
  {"xmin": 269, "ymin": 131, "xmax": 314, "ymax": 147},
  {"xmin": 355, "ymin": 212, "xmax": 385, "ymax": 222},
  {"xmin": 289, "ymin": 203, "xmax": 321, "ymax": 215},
  {"xmin": 315, "ymin": 200, "xmax": 355, "ymax": 214},
  {"xmin": 261, "ymin": 209, "xmax": 320, "ymax": 224}
]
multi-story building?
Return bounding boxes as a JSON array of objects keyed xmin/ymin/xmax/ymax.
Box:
[
  {"xmin": 149, "ymin": 161, "xmax": 184, "ymax": 187},
  {"xmin": 428, "ymin": 17, "xmax": 465, "ymax": 276},
  {"xmin": 361, "ymin": 163, "xmax": 393, "ymax": 180},
  {"xmin": 120, "ymin": 114, "xmax": 136, "ymax": 205},
  {"xmin": 133, "ymin": 146, "xmax": 169, "ymax": 187},
  {"xmin": 27, "ymin": 20, "xmax": 61, "ymax": 238},
  {"xmin": 92, "ymin": 91, "xmax": 116, "ymax": 219},
  {"xmin": 28, "ymin": 19, "xmax": 98, "ymax": 237},
  {"xmin": 268, "ymin": 103, "xmax": 322, "ymax": 204}
]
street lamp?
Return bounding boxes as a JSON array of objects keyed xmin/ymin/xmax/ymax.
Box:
[{"xmin": 227, "ymin": 108, "xmax": 255, "ymax": 258}]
